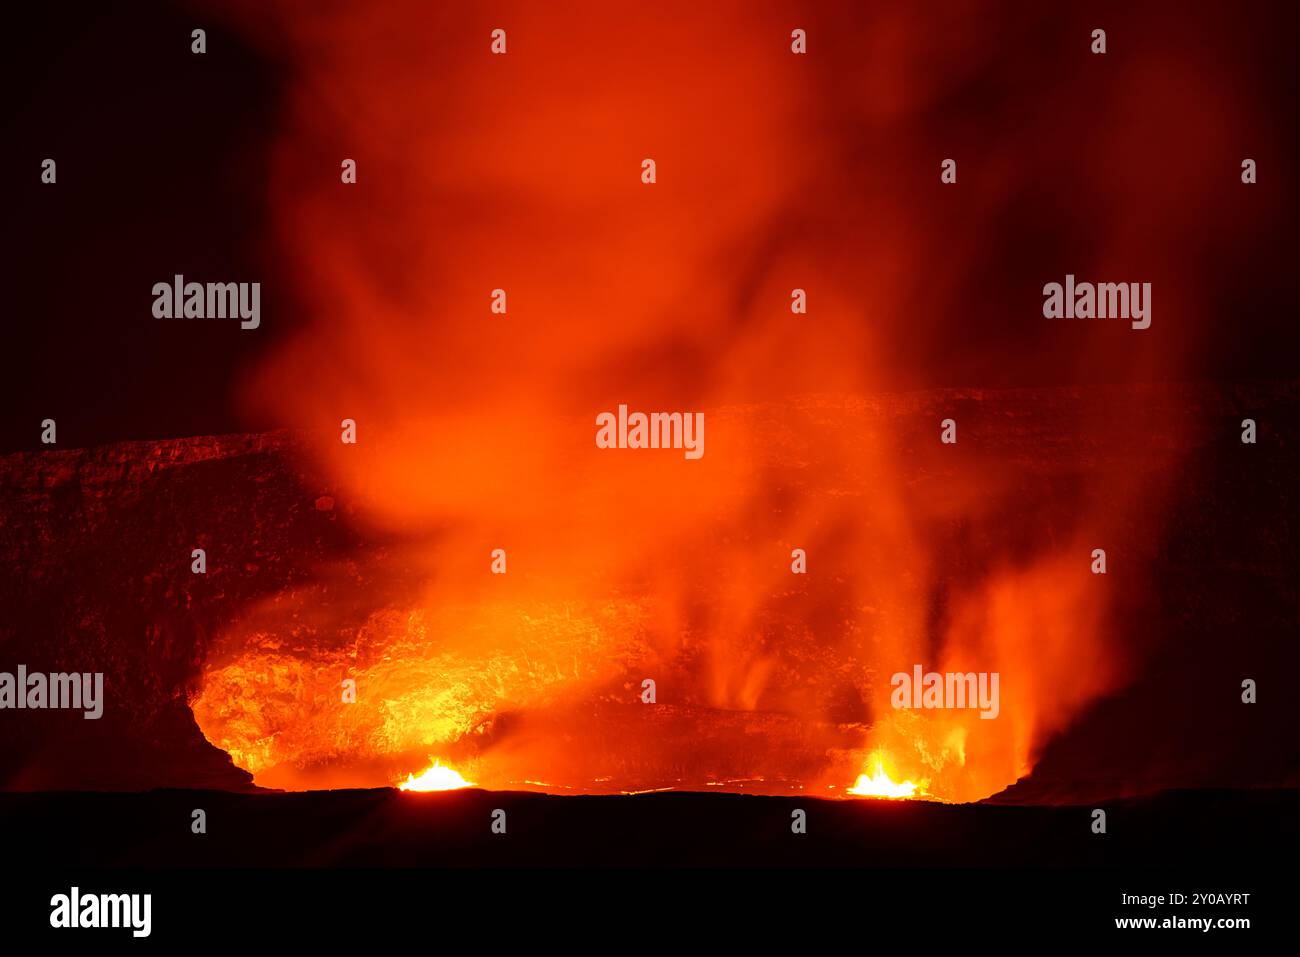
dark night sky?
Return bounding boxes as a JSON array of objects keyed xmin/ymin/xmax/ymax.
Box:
[{"xmin": 2, "ymin": 2, "xmax": 292, "ymax": 452}]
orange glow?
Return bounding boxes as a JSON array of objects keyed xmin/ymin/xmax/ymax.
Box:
[
  {"xmin": 188, "ymin": 1, "xmax": 1215, "ymax": 803},
  {"xmin": 397, "ymin": 760, "xmax": 474, "ymax": 792},
  {"xmin": 848, "ymin": 752, "xmax": 926, "ymax": 800}
]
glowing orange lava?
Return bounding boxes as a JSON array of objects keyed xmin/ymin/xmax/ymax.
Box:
[
  {"xmin": 397, "ymin": 760, "xmax": 474, "ymax": 792},
  {"xmin": 847, "ymin": 753, "xmax": 927, "ymax": 800}
]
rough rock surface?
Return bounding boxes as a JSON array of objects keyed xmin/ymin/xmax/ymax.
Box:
[{"xmin": 0, "ymin": 431, "xmax": 360, "ymax": 790}]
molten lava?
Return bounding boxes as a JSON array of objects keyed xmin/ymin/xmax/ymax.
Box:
[
  {"xmin": 397, "ymin": 760, "xmax": 474, "ymax": 792},
  {"xmin": 848, "ymin": 753, "xmax": 927, "ymax": 800}
]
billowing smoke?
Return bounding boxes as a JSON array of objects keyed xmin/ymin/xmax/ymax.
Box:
[{"xmin": 192, "ymin": 1, "xmax": 1277, "ymax": 800}]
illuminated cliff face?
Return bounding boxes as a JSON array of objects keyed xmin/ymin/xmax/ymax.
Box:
[{"xmin": 184, "ymin": 2, "xmax": 1265, "ymax": 800}]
